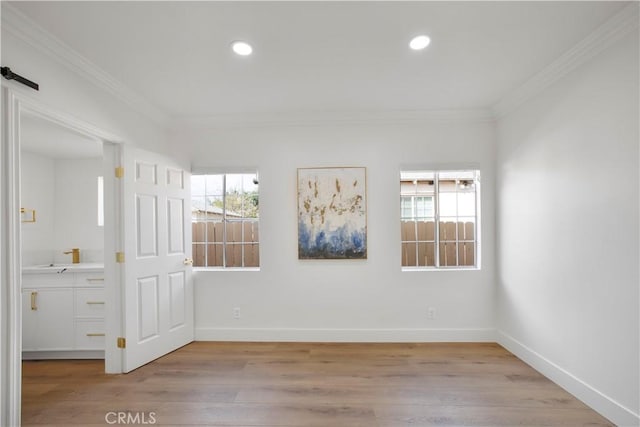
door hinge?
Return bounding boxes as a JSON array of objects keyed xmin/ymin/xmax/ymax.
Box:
[
  {"xmin": 115, "ymin": 252, "xmax": 125, "ymax": 263},
  {"xmin": 117, "ymin": 337, "xmax": 126, "ymax": 349},
  {"xmin": 115, "ymin": 167, "xmax": 124, "ymax": 178}
]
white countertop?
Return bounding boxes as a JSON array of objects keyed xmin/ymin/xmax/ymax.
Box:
[{"xmin": 22, "ymin": 263, "xmax": 104, "ymax": 274}]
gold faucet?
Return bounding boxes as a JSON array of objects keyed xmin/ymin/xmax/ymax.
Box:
[{"xmin": 64, "ymin": 248, "xmax": 80, "ymax": 264}]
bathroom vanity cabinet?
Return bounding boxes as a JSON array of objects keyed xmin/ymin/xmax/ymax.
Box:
[{"xmin": 22, "ymin": 265, "xmax": 105, "ymax": 359}]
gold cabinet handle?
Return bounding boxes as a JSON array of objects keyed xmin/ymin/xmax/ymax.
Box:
[
  {"xmin": 86, "ymin": 333, "xmax": 105, "ymax": 337},
  {"xmin": 183, "ymin": 258, "xmax": 193, "ymax": 266},
  {"xmin": 86, "ymin": 278, "xmax": 104, "ymax": 282},
  {"xmin": 30, "ymin": 291, "xmax": 38, "ymax": 310},
  {"xmin": 86, "ymin": 301, "xmax": 105, "ymax": 305}
]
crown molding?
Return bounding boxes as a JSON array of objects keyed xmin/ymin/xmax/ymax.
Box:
[
  {"xmin": 1, "ymin": 4, "xmax": 169, "ymax": 126},
  {"xmin": 2, "ymin": 2, "xmax": 636, "ymax": 129},
  {"xmin": 2, "ymin": 3, "xmax": 492, "ymax": 131},
  {"xmin": 169, "ymin": 108, "xmax": 496, "ymax": 131},
  {"xmin": 492, "ymin": 2, "xmax": 640, "ymax": 119}
]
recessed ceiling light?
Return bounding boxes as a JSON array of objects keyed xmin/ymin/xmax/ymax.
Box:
[
  {"xmin": 409, "ymin": 35, "xmax": 431, "ymax": 51},
  {"xmin": 231, "ymin": 41, "xmax": 253, "ymax": 56}
]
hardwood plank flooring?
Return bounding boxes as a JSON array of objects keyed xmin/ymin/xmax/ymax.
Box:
[{"xmin": 21, "ymin": 342, "xmax": 613, "ymax": 426}]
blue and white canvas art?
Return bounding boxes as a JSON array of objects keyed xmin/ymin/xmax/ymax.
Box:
[{"xmin": 297, "ymin": 167, "xmax": 367, "ymax": 259}]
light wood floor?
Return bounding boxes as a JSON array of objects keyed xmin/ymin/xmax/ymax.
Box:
[{"xmin": 22, "ymin": 342, "xmax": 612, "ymax": 426}]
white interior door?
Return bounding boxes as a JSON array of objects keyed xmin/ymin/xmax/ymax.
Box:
[{"xmin": 122, "ymin": 146, "xmax": 193, "ymax": 372}]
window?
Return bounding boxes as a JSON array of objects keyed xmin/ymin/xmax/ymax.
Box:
[
  {"xmin": 191, "ymin": 173, "xmax": 259, "ymax": 268},
  {"xmin": 97, "ymin": 176, "xmax": 104, "ymax": 227},
  {"xmin": 400, "ymin": 170, "xmax": 480, "ymax": 269},
  {"xmin": 401, "ymin": 196, "xmax": 434, "ymax": 219}
]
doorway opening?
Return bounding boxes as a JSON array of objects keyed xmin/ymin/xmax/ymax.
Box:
[
  {"xmin": 20, "ymin": 111, "xmax": 107, "ymax": 361},
  {"xmin": 2, "ymin": 89, "xmax": 126, "ymax": 426}
]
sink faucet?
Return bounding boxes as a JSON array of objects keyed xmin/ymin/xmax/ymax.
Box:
[{"xmin": 64, "ymin": 248, "xmax": 80, "ymax": 264}]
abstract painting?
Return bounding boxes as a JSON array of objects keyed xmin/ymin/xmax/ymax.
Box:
[{"xmin": 297, "ymin": 167, "xmax": 367, "ymax": 259}]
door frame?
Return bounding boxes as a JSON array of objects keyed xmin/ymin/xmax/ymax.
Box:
[{"xmin": 1, "ymin": 86, "xmax": 126, "ymax": 426}]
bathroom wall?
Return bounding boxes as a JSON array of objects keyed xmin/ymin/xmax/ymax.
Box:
[
  {"xmin": 21, "ymin": 153, "xmax": 104, "ymax": 266},
  {"xmin": 20, "ymin": 151, "xmax": 55, "ymax": 266}
]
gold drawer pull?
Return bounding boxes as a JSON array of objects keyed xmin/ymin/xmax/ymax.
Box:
[
  {"xmin": 86, "ymin": 301, "xmax": 105, "ymax": 305},
  {"xmin": 86, "ymin": 278, "xmax": 104, "ymax": 282},
  {"xmin": 30, "ymin": 291, "xmax": 38, "ymax": 310},
  {"xmin": 86, "ymin": 333, "xmax": 105, "ymax": 337}
]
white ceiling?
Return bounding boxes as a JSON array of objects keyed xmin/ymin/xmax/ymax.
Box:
[
  {"xmin": 7, "ymin": 1, "xmax": 629, "ymax": 119},
  {"xmin": 21, "ymin": 113, "xmax": 102, "ymax": 159}
]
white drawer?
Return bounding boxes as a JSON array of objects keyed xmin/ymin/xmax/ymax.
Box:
[
  {"xmin": 75, "ymin": 273, "xmax": 105, "ymax": 287},
  {"xmin": 22, "ymin": 273, "xmax": 73, "ymax": 288},
  {"xmin": 75, "ymin": 320, "xmax": 105, "ymax": 350},
  {"xmin": 75, "ymin": 288, "xmax": 105, "ymax": 318}
]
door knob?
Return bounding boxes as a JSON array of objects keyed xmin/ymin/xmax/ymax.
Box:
[{"xmin": 183, "ymin": 258, "xmax": 193, "ymax": 266}]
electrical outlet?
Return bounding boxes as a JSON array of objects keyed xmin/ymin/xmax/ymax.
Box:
[
  {"xmin": 233, "ymin": 307, "xmax": 241, "ymax": 319},
  {"xmin": 427, "ymin": 307, "xmax": 436, "ymax": 320}
]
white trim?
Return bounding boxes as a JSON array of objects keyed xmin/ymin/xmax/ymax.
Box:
[
  {"xmin": 22, "ymin": 350, "xmax": 104, "ymax": 360},
  {"xmin": 401, "ymin": 267, "xmax": 480, "ymax": 272},
  {"xmin": 1, "ymin": 3, "xmax": 168, "ymax": 126},
  {"xmin": 1, "ymin": 87, "xmax": 23, "ymax": 427},
  {"xmin": 11, "ymin": 89, "xmax": 124, "ymax": 145},
  {"xmin": 0, "ymin": 87, "xmax": 4, "ymax": 427},
  {"xmin": 400, "ymin": 162, "xmax": 482, "ymax": 172},
  {"xmin": 193, "ymin": 267, "xmax": 260, "ymax": 273},
  {"xmin": 493, "ymin": 2, "xmax": 640, "ymax": 118},
  {"xmin": 497, "ymin": 330, "xmax": 639, "ymax": 427},
  {"xmin": 196, "ymin": 327, "xmax": 496, "ymax": 343},
  {"xmin": 103, "ymin": 142, "xmax": 124, "ymax": 374}
]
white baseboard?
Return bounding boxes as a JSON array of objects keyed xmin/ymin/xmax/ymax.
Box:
[
  {"xmin": 497, "ymin": 330, "xmax": 639, "ymax": 427},
  {"xmin": 195, "ymin": 327, "xmax": 496, "ymax": 343},
  {"xmin": 22, "ymin": 350, "xmax": 105, "ymax": 360}
]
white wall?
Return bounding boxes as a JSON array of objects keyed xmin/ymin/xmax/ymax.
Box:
[
  {"xmin": 183, "ymin": 120, "xmax": 497, "ymax": 341},
  {"xmin": 496, "ymin": 32, "xmax": 639, "ymax": 426},
  {"xmin": 20, "ymin": 154, "xmax": 104, "ymax": 266},
  {"xmin": 20, "ymin": 151, "xmax": 55, "ymax": 266}
]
